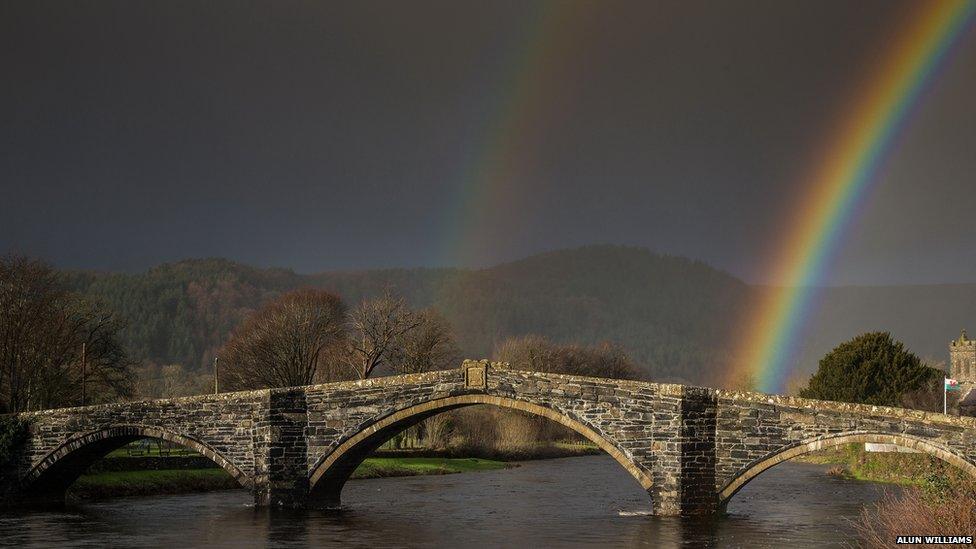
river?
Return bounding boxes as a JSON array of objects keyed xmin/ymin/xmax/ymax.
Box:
[{"xmin": 0, "ymin": 456, "xmax": 894, "ymax": 548}]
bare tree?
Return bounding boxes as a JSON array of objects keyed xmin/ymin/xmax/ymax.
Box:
[
  {"xmin": 219, "ymin": 288, "xmax": 347, "ymax": 390},
  {"xmin": 493, "ymin": 335, "xmax": 641, "ymax": 380},
  {"xmin": 389, "ymin": 309, "xmax": 460, "ymax": 374},
  {"xmin": 133, "ymin": 363, "xmax": 213, "ymax": 399},
  {"xmin": 343, "ymin": 292, "xmax": 423, "ymax": 379},
  {"xmin": 569, "ymin": 341, "xmax": 641, "ymax": 380},
  {"xmin": 0, "ymin": 256, "xmax": 133, "ymax": 412},
  {"xmin": 900, "ymin": 371, "xmax": 945, "ymax": 413},
  {"xmin": 493, "ymin": 335, "xmax": 562, "ymax": 374}
]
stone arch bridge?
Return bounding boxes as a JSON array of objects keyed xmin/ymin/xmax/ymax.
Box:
[{"xmin": 3, "ymin": 361, "xmax": 975, "ymax": 516}]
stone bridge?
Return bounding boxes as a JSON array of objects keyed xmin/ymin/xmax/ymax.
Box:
[{"xmin": 3, "ymin": 361, "xmax": 976, "ymax": 516}]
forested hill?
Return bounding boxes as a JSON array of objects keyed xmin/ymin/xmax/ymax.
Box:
[
  {"xmin": 65, "ymin": 245, "xmax": 976, "ymax": 387},
  {"xmin": 65, "ymin": 246, "xmax": 750, "ymax": 385}
]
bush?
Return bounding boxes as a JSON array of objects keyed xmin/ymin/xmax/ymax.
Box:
[
  {"xmin": 855, "ymin": 476, "xmax": 976, "ymax": 548},
  {"xmin": 0, "ymin": 416, "xmax": 29, "ymax": 468},
  {"xmin": 0, "ymin": 416, "xmax": 30, "ymax": 500}
]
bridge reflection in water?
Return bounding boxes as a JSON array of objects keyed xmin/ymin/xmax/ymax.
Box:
[{"xmin": 5, "ymin": 360, "xmax": 975, "ymax": 516}]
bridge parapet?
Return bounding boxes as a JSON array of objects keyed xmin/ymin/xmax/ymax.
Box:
[{"xmin": 2, "ymin": 365, "xmax": 975, "ymax": 516}]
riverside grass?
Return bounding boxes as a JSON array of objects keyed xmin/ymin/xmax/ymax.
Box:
[
  {"xmin": 796, "ymin": 443, "xmax": 953, "ymax": 487},
  {"xmin": 69, "ymin": 457, "xmax": 509, "ymax": 500},
  {"xmin": 352, "ymin": 457, "xmax": 509, "ymax": 478}
]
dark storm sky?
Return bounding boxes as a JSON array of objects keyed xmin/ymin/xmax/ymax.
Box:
[{"xmin": 2, "ymin": 1, "xmax": 975, "ymax": 285}]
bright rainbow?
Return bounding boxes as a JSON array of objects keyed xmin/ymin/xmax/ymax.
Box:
[{"xmin": 730, "ymin": 0, "xmax": 976, "ymax": 394}]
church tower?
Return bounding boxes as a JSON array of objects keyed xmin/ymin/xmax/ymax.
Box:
[{"xmin": 950, "ymin": 330, "xmax": 976, "ymax": 416}]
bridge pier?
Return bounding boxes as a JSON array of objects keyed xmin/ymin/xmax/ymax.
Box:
[
  {"xmin": 647, "ymin": 385, "xmax": 719, "ymax": 516},
  {"xmin": 253, "ymin": 388, "xmax": 311, "ymax": 508}
]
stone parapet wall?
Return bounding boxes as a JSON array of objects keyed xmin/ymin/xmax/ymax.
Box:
[{"xmin": 4, "ymin": 365, "xmax": 975, "ymax": 516}]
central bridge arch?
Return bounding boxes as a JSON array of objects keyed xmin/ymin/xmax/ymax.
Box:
[
  {"xmin": 21, "ymin": 425, "xmax": 251, "ymax": 505},
  {"xmin": 718, "ymin": 431, "xmax": 976, "ymax": 508},
  {"xmin": 307, "ymin": 394, "xmax": 654, "ymax": 508}
]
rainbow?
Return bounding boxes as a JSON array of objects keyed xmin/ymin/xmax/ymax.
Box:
[
  {"xmin": 439, "ymin": 3, "xmax": 587, "ymax": 267},
  {"xmin": 730, "ymin": 0, "xmax": 976, "ymax": 394}
]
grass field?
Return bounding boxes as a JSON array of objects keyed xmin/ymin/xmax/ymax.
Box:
[
  {"xmin": 69, "ymin": 469, "xmax": 239, "ymax": 499},
  {"xmin": 69, "ymin": 456, "xmax": 511, "ymax": 500}
]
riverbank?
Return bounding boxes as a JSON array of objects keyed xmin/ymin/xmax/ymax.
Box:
[
  {"xmin": 68, "ymin": 456, "xmax": 511, "ymax": 500},
  {"xmin": 793, "ymin": 443, "xmax": 949, "ymax": 487},
  {"xmin": 798, "ymin": 444, "xmax": 976, "ymax": 547}
]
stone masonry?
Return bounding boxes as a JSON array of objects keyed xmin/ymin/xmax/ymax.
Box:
[
  {"xmin": 950, "ymin": 330, "xmax": 976, "ymax": 416},
  {"xmin": 3, "ymin": 360, "xmax": 976, "ymax": 515}
]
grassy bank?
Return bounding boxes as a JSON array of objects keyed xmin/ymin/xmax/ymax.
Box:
[
  {"xmin": 68, "ymin": 469, "xmax": 239, "ymax": 500},
  {"xmin": 352, "ymin": 457, "xmax": 510, "ymax": 478},
  {"xmin": 68, "ymin": 457, "xmax": 510, "ymax": 500},
  {"xmin": 794, "ymin": 443, "xmax": 951, "ymax": 487}
]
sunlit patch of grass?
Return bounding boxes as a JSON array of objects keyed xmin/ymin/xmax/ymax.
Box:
[
  {"xmin": 795, "ymin": 443, "xmax": 950, "ymax": 487},
  {"xmin": 352, "ymin": 457, "xmax": 510, "ymax": 479}
]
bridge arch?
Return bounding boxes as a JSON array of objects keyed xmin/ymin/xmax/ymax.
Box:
[
  {"xmin": 307, "ymin": 394, "xmax": 653, "ymax": 508},
  {"xmin": 22, "ymin": 425, "xmax": 251, "ymax": 503},
  {"xmin": 718, "ymin": 431, "xmax": 976, "ymax": 508}
]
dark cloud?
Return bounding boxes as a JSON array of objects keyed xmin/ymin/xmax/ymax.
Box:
[{"xmin": 2, "ymin": 0, "xmax": 973, "ymax": 284}]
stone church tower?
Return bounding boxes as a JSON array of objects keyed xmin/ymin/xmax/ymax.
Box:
[{"xmin": 950, "ymin": 330, "xmax": 976, "ymax": 416}]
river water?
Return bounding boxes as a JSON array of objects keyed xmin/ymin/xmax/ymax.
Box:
[{"xmin": 0, "ymin": 456, "xmax": 893, "ymax": 548}]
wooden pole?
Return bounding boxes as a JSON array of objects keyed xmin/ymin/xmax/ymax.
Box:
[
  {"xmin": 214, "ymin": 356, "xmax": 219, "ymax": 395},
  {"xmin": 81, "ymin": 342, "xmax": 87, "ymax": 406},
  {"xmin": 944, "ymin": 377, "xmax": 949, "ymax": 415}
]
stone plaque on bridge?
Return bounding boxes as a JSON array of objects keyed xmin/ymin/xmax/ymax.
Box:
[{"xmin": 463, "ymin": 360, "xmax": 488, "ymax": 389}]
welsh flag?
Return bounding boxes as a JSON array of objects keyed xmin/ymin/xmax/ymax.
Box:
[{"xmin": 945, "ymin": 377, "xmax": 961, "ymax": 391}]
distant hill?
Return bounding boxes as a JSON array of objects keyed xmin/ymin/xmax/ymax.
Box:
[{"xmin": 65, "ymin": 245, "xmax": 976, "ymax": 388}]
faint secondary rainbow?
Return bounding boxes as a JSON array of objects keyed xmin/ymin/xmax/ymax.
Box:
[
  {"xmin": 731, "ymin": 0, "xmax": 976, "ymax": 394},
  {"xmin": 438, "ymin": 2, "xmax": 587, "ymax": 267}
]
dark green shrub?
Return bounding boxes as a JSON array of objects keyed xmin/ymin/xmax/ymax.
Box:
[{"xmin": 0, "ymin": 416, "xmax": 30, "ymax": 470}]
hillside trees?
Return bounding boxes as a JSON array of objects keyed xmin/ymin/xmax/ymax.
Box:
[
  {"xmin": 68, "ymin": 246, "xmax": 756, "ymax": 387},
  {"xmin": 798, "ymin": 332, "xmax": 942, "ymax": 407},
  {"xmin": 0, "ymin": 256, "xmax": 133, "ymax": 412},
  {"xmin": 218, "ymin": 288, "xmax": 347, "ymax": 390},
  {"xmin": 67, "ymin": 258, "xmax": 297, "ymax": 373}
]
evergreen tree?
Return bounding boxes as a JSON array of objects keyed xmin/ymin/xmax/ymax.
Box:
[{"xmin": 799, "ymin": 332, "xmax": 941, "ymax": 406}]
